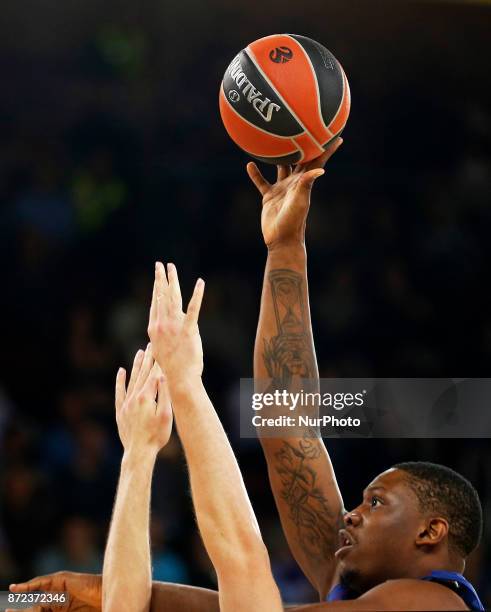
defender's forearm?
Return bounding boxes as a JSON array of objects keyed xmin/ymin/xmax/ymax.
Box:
[
  {"xmin": 103, "ymin": 451, "xmax": 155, "ymax": 612},
  {"xmin": 254, "ymin": 242, "xmax": 344, "ymax": 599},
  {"xmin": 168, "ymin": 377, "xmax": 267, "ymax": 572}
]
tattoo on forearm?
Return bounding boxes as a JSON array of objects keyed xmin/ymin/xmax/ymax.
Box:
[
  {"xmin": 274, "ymin": 441, "xmax": 337, "ymax": 560},
  {"xmin": 263, "ymin": 269, "xmax": 315, "ymax": 387},
  {"xmin": 262, "ymin": 268, "xmax": 338, "ymax": 561}
]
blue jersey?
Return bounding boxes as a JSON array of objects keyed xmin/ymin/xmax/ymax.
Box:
[{"xmin": 327, "ymin": 570, "xmax": 484, "ymax": 611}]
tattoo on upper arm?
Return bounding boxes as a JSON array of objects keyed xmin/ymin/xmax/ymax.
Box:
[{"xmin": 275, "ymin": 441, "xmax": 338, "ymax": 561}]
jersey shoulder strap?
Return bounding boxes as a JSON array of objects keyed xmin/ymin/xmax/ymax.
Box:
[
  {"xmin": 421, "ymin": 570, "xmax": 484, "ymax": 611},
  {"xmin": 326, "ymin": 583, "xmax": 356, "ymax": 602},
  {"xmin": 327, "ymin": 571, "xmax": 484, "ymax": 610}
]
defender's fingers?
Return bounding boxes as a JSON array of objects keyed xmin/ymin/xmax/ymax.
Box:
[
  {"xmin": 167, "ymin": 263, "xmax": 183, "ymax": 312},
  {"xmin": 142, "ymin": 361, "xmax": 161, "ymax": 401},
  {"xmin": 149, "ymin": 271, "xmax": 158, "ymax": 329},
  {"xmin": 185, "ymin": 278, "xmax": 205, "ymax": 328},
  {"xmin": 127, "ymin": 349, "xmax": 145, "ymax": 396},
  {"xmin": 155, "ymin": 261, "xmax": 169, "ymax": 321},
  {"xmin": 246, "ymin": 162, "xmax": 271, "ymax": 197},
  {"xmin": 115, "ymin": 367, "xmax": 126, "ymax": 412},
  {"xmin": 157, "ymin": 375, "xmax": 171, "ymax": 414},
  {"xmin": 155, "ymin": 260, "xmax": 169, "ymax": 299},
  {"xmin": 134, "ymin": 343, "xmax": 154, "ymax": 391}
]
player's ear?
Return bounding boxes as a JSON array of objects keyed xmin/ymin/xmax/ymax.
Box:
[{"xmin": 415, "ymin": 517, "xmax": 449, "ymax": 549}]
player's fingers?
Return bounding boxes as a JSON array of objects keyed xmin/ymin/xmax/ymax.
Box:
[
  {"xmin": 276, "ymin": 164, "xmax": 291, "ymax": 182},
  {"xmin": 246, "ymin": 162, "xmax": 271, "ymax": 197},
  {"xmin": 293, "ymin": 136, "xmax": 343, "ymax": 174},
  {"xmin": 9, "ymin": 576, "xmax": 48, "ymax": 592},
  {"xmin": 324, "ymin": 135, "xmax": 343, "ymax": 159},
  {"xmin": 167, "ymin": 263, "xmax": 183, "ymax": 313},
  {"xmin": 115, "ymin": 367, "xmax": 126, "ymax": 412},
  {"xmin": 127, "ymin": 349, "xmax": 145, "ymax": 396},
  {"xmin": 134, "ymin": 343, "xmax": 154, "ymax": 392},
  {"xmin": 185, "ymin": 278, "xmax": 205, "ymax": 329},
  {"xmin": 8, "ymin": 578, "xmax": 62, "ymax": 611},
  {"xmin": 314, "ymin": 136, "xmax": 343, "ymax": 168},
  {"xmin": 306, "ymin": 137, "xmax": 343, "ymax": 172},
  {"xmin": 298, "ymin": 168, "xmax": 325, "ymax": 192}
]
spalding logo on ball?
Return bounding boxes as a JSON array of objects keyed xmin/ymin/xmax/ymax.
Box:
[{"xmin": 219, "ymin": 33, "xmax": 350, "ymax": 164}]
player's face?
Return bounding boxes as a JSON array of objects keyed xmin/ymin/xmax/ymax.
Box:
[{"xmin": 336, "ymin": 468, "xmax": 424, "ymax": 593}]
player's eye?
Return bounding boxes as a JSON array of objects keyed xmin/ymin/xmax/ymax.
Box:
[{"xmin": 371, "ymin": 496, "xmax": 382, "ymax": 508}]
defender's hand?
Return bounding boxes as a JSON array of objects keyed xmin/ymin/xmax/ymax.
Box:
[
  {"xmin": 115, "ymin": 344, "xmax": 173, "ymax": 456},
  {"xmin": 8, "ymin": 571, "xmax": 101, "ymax": 612},
  {"xmin": 148, "ymin": 262, "xmax": 205, "ymax": 385},
  {"xmin": 246, "ymin": 137, "xmax": 343, "ymax": 249}
]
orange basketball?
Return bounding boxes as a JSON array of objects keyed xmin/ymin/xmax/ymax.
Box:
[{"xmin": 219, "ymin": 34, "xmax": 350, "ymax": 164}]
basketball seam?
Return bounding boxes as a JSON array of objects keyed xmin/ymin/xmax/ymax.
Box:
[
  {"xmin": 220, "ymin": 83, "xmax": 301, "ymax": 144},
  {"xmin": 285, "ymin": 34, "xmax": 333, "ymax": 140},
  {"xmin": 327, "ymin": 66, "xmax": 348, "ymax": 134},
  {"xmin": 290, "ymin": 138, "xmax": 305, "ymax": 163},
  {"xmin": 244, "ymin": 46, "xmax": 325, "ymax": 151},
  {"xmin": 220, "ymin": 85, "xmax": 301, "ymax": 159}
]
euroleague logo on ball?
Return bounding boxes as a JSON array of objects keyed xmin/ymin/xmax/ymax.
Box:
[
  {"xmin": 228, "ymin": 90, "xmax": 240, "ymax": 103},
  {"xmin": 269, "ymin": 46, "xmax": 293, "ymax": 63}
]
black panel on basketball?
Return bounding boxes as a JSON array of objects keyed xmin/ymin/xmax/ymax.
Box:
[
  {"xmin": 289, "ymin": 34, "xmax": 344, "ymax": 130},
  {"xmin": 222, "ymin": 50, "xmax": 304, "ymax": 137},
  {"xmin": 253, "ymin": 150, "xmax": 303, "ymax": 165}
]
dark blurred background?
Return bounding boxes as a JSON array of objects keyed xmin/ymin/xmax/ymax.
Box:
[{"xmin": 0, "ymin": 0, "xmax": 490, "ymax": 606}]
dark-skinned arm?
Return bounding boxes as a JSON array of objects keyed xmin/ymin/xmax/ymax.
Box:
[
  {"xmin": 151, "ymin": 579, "xmax": 468, "ymax": 611},
  {"xmin": 150, "ymin": 582, "xmax": 220, "ymax": 612},
  {"xmin": 8, "ymin": 572, "xmax": 220, "ymax": 612},
  {"xmin": 248, "ymin": 140, "xmax": 346, "ymax": 600},
  {"xmin": 9, "ymin": 573, "xmax": 467, "ymax": 612}
]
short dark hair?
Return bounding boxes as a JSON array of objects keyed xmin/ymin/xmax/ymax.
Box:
[{"xmin": 393, "ymin": 461, "xmax": 483, "ymax": 558}]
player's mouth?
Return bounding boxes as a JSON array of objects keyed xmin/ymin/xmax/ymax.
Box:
[{"xmin": 335, "ymin": 529, "xmax": 356, "ymax": 557}]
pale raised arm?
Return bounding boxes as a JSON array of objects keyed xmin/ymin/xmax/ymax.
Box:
[{"xmin": 148, "ymin": 262, "xmax": 283, "ymax": 612}]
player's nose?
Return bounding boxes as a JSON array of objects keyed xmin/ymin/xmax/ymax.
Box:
[{"xmin": 344, "ymin": 509, "xmax": 362, "ymax": 527}]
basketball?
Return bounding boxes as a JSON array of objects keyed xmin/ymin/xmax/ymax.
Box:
[{"xmin": 219, "ymin": 34, "xmax": 350, "ymax": 165}]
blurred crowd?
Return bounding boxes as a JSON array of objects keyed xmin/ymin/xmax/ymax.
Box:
[{"xmin": 0, "ymin": 0, "xmax": 490, "ymax": 606}]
